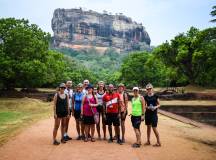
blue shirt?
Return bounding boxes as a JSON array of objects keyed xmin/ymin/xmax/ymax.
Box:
[{"xmin": 73, "ymin": 92, "xmax": 84, "ymax": 111}]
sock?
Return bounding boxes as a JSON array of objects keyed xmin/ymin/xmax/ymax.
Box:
[{"xmin": 64, "ymin": 133, "xmax": 67, "ymax": 137}]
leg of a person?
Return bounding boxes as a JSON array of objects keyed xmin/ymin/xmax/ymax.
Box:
[
  {"xmin": 81, "ymin": 121, "xmax": 85, "ymax": 137},
  {"xmin": 134, "ymin": 128, "xmax": 141, "ymax": 144},
  {"xmin": 61, "ymin": 117, "xmax": 67, "ymax": 139},
  {"xmin": 65, "ymin": 116, "xmax": 70, "ymax": 134},
  {"xmin": 152, "ymin": 127, "xmax": 161, "ymax": 145},
  {"xmin": 114, "ymin": 125, "xmax": 120, "ymax": 140},
  {"xmin": 76, "ymin": 119, "xmax": 80, "ymax": 136},
  {"xmin": 102, "ymin": 116, "xmax": 106, "ymax": 139},
  {"xmin": 90, "ymin": 124, "xmax": 95, "ymax": 138},
  {"xmin": 96, "ymin": 113, "xmax": 101, "ymax": 139},
  {"xmin": 147, "ymin": 125, "xmax": 151, "ymax": 144},
  {"xmin": 108, "ymin": 125, "xmax": 112, "ymax": 139},
  {"xmin": 84, "ymin": 125, "xmax": 89, "ymax": 138},
  {"xmin": 121, "ymin": 120, "xmax": 125, "ymax": 141},
  {"xmin": 53, "ymin": 118, "xmax": 61, "ymax": 141}
]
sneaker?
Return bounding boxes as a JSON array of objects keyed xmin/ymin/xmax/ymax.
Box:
[
  {"xmin": 132, "ymin": 143, "xmax": 141, "ymax": 148},
  {"xmin": 53, "ymin": 140, "xmax": 60, "ymax": 145},
  {"xmin": 117, "ymin": 139, "xmax": 123, "ymax": 145},
  {"xmin": 65, "ymin": 135, "xmax": 72, "ymax": 140},
  {"xmin": 108, "ymin": 138, "xmax": 113, "ymax": 143}
]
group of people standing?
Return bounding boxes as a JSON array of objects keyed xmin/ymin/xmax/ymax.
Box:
[{"xmin": 52, "ymin": 80, "xmax": 161, "ymax": 148}]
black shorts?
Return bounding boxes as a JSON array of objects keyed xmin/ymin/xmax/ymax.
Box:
[
  {"xmin": 106, "ymin": 113, "xmax": 120, "ymax": 126},
  {"xmin": 97, "ymin": 105, "xmax": 103, "ymax": 113},
  {"xmin": 83, "ymin": 115, "xmax": 95, "ymax": 125},
  {"xmin": 145, "ymin": 113, "xmax": 158, "ymax": 127},
  {"xmin": 56, "ymin": 111, "xmax": 68, "ymax": 118},
  {"xmin": 121, "ymin": 110, "xmax": 128, "ymax": 121},
  {"xmin": 74, "ymin": 110, "xmax": 81, "ymax": 120},
  {"xmin": 68, "ymin": 109, "xmax": 72, "ymax": 116},
  {"xmin": 131, "ymin": 116, "xmax": 141, "ymax": 129}
]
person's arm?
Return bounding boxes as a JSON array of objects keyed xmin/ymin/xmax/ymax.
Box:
[
  {"xmin": 140, "ymin": 96, "xmax": 146, "ymax": 114},
  {"xmin": 53, "ymin": 94, "xmax": 57, "ymax": 118},
  {"xmin": 71, "ymin": 94, "xmax": 75, "ymax": 116},
  {"xmin": 118, "ymin": 95, "xmax": 122, "ymax": 118},
  {"xmin": 81, "ymin": 95, "xmax": 86, "ymax": 116},
  {"xmin": 155, "ymin": 97, "xmax": 160, "ymax": 109},
  {"xmin": 124, "ymin": 93, "xmax": 129, "ymax": 113},
  {"xmin": 66, "ymin": 95, "xmax": 70, "ymax": 117}
]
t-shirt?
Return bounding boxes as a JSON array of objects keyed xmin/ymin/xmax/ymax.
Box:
[
  {"xmin": 144, "ymin": 94, "xmax": 159, "ymax": 115},
  {"xmin": 103, "ymin": 93, "xmax": 120, "ymax": 114},
  {"xmin": 83, "ymin": 95, "xmax": 97, "ymax": 116},
  {"xmin": 73, "ymin": 92, "xmax": 84, "ymax": 111},
  {"xmin": 64, "ymin": 88, "xmax": 73, "ymax": 109}
]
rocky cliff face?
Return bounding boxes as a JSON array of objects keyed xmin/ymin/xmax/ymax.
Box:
[{"xmin": 51, "ymin": 8, "xmax": 151, "ymax": 53}]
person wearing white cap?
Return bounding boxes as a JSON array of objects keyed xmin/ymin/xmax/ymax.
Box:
[
  {"xmin": 52, "ymin": 83, "xmax": 70, "ymax": 145},
  {"xmin": 144, "ymin": 83, "xmax": 161, "ymax": 147},
  {"xmin": 64, "ymin": 80, "xmax": 73, "ymax": 141},
  {"xmin": 82, "ymin": 79, "xmax": 89, "ymax": 95},
  {"xmin": 131, "ymin": 87, "xmax": 145, "ymax": 148}
]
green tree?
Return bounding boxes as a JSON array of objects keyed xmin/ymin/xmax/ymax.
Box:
[{"xmin": 210, "ymin": 5, "xmax": 216, "ymax": 23}]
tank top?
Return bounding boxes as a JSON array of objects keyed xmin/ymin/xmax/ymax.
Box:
[
  {"xmin": 96, "ymin": 91, "xmax": 105, "ymax": 105},
  {"xmin": 131, "ymin": 96, "xmax": 142, "ymax": 116},
  {"xmin": 56, "ymin": 93, "xmax": 68, "ymax": 115},
  {"xmin": 83, "ymin": 95, "xmax": 97, "ymax": 116}
]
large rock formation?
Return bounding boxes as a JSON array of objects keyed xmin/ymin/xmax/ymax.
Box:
[{"xmin": 51, "ymin": 8, "xmax": 151, "ymax": 53}]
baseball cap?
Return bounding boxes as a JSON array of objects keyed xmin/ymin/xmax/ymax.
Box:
[
  {"xmin": 59, "ymin": 83, "xmax": 66, "ymax": 88},
  {"xmin": 133, "ymin": 87, "xmax": 139, "ymax": 91},
  {"xmin": 86, "ymin": 84, "xmax": 94, "ymax": 89}
]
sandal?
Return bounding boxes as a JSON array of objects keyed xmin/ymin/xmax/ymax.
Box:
[
  {"xmin": 132, "ymin": 143, "xmax": 141, "ymax": 148},
  {"xmin": 153, "ymin": 143, "xmax": 161, "ymax": 147},
  {"xmin": 144, "ymin": 142, "xmax": 151, "ymax": 145}
]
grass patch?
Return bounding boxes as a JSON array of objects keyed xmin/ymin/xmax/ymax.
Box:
[{"xmin": 0, "ymin": 98, "xmax": 52, "ymax": 146}]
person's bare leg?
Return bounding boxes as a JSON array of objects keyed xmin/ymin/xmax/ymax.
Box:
[
  {"xmin": 76, "ymin": 119, "xmax": 80, "ymax": 136},
  {"xmin": 134, "ymin": 128, "xmax": 141, "ymax": 144},
  {"xmin": 65, "ymin": 117, "xmax": 70, "ymax": 133},
  {"xmin": 96, "ymin": 114, "xmax": 101, "ymax": 139},
  {"xmin": 91, "ymin": 124, "xmax": 95, "ymax": 141},
  {"xmin": 81, "ymin": 121, "xmax": 85, "ymax": 138},
  {"xmin": 145, "ymin": 125, "xmax": 151, "ymax": 145},
  {"xmin": 114, "ymin": 126, "xmax": 120, "ymax": 141},
  {"xmin": 152, "ymin": 127, "xmax": 161, "ymax": 146},
  {"xmin": 61, "ymin": 118, "xmax": 66, "ymax": 140},
  {"xmin": 121, "ymin": 120, "xmax": 125, "ymax": 142},
  {"xmin": 84, "ymin": 125, "xmax": 90, "ymax": 141},
  {"xmin": 53, "ymin": 118, "xmax": 60, "ymax": 141},
  {"xmin": 108, "ymin": 125, "xmax": 112, "ymax": 141}
]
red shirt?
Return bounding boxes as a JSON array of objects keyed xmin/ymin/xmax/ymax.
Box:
[{"xmin": 103, "ymin": 92, "xmax": 120, "ymax": 113}]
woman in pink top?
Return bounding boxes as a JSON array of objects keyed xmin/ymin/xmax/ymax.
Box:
[{"xmin": 81, "ymin": 84, "xmax": 98, "ymax": 142}]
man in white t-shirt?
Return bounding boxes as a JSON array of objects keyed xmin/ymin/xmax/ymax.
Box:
[
  {"xmin": 82, "ymin": 79, "xmax": 89, "ymax": 95},
  {"xmin": 64, "ymin": 80, "xmax": 73, "ymax": 141}
]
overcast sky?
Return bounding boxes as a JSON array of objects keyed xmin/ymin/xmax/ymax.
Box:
[{"xmin": 0, "ymin": 0, "xmax": 215, "ymax": 46}]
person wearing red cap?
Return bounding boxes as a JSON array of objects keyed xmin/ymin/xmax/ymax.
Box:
[{"xmin": 103, "ymin": 84, "xmax": 123, "ymax": 145}]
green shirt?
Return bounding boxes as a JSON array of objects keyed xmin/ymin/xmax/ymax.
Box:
[{"xmin": 131, "ymin": 96, "xmax": 142, "ymax": 116}]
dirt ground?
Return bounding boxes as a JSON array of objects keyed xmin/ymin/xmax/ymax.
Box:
[{"xmin": 0, "ymin": 104, "xmax": 216, "ymax": 160}]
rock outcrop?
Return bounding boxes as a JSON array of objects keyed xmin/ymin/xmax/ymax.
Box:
[{"xmin": 51, "ymin": 8, "xmax": 151, "ymax": 53}]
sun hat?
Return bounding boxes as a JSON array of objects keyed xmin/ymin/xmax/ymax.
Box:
[
  {"xmin": 59, "ymin": 83, "xmax": 66, "ymax": 88},
  {"xmin": 118, "ymin": 83, "xmax": 125, "ymax": 87},
  {"xmin": 77, "ymin": 83, "xmax": 83, "ymax": 87},
  {"xmin": 146, "ymin": 83, "xmax": 153, "ymax": 89},
  {"xmin": 133, "ymin": 87, "xmax": 139, "ymax": 91},
  {"xmin": 86, "ymin": 84, "xmax": 94, "ymax": 89}
]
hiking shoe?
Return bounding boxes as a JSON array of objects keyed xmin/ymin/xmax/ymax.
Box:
[
  {"xmin": 117, "ymin": 139, "xmax": 123, "ymax": 145},
  {"xmin": 132, "ymin": 143, "xmax": 141, "ymax": 148},
  {"xmin": 108, "ymin": 138, "xmax": 113, "ymax": 143},
  {"xmin": 65, "ymin": 135, "xmax": 72, "ymax": 141},
  {"xmin": 53, "ymin": 140, "xmax": 60, "ymax": 145}
]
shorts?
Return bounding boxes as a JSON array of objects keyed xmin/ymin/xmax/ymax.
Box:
[
  {"xmin": 56, "ymin": 111, "xmax": 68, "ymax": 118},
  {"xmin": 97, "ymin": 105, "xmax": 103, "ymax": 113},
  {"xmin": 131, "ymin": 116, "xmax": 141, "ymax": 129},
  {"xmin": 74, "ymin": 110, "xmax": 81, "ymax": 120},
  {"xmin": 83, "ymin": 115, "xmax": 95, "ymax": 125},
  {"xmin": 106, "ymin": 113, "xmax": 120, "ymax": 126},
  {"xmin": 121, "ymin": 110, "xmax": 128, "ymax": 121},
  {"xmin": 69, "ymin": 109, "xmax": 72, "ymax": 116},
  {"xmin": 145, "ymin": 113, "xmax": 158, "ymax": 127}
]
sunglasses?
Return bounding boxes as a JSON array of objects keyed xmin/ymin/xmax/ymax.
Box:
[{"xmin": 147, "ymin": 88, "xmax": 152, "ymax": 90}]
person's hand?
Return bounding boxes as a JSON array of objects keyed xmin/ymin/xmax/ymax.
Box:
[
  {"xmin": 89, "ymin": 103, "xmax": 94, "ymax": 107},
  {"xmin": 141, "ymin": 115, "xmax": 145, "ymax": 121}
]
